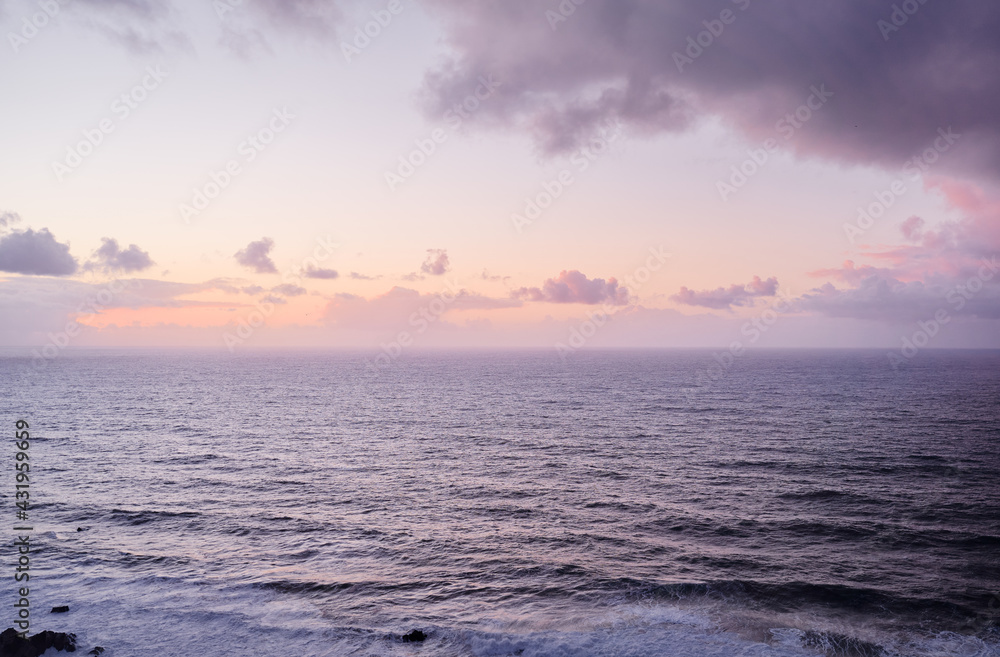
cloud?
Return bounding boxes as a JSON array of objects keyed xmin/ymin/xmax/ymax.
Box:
[
  {"xmin": 271, "ymin": 283, "xmax": 307, "ymax": 297},
  {"xmin": 671, "ymin": 276, "xmax": 778, "ymax": 310},
  {"xmin": 420, "ymin": 249, "xmax": 450, "ymax": 276},
  {"xmin": 419, "ymin": 1, "xmax": 998, "ymax": 177},
  {"xmin": 199, "ymin": 279, "xmax": 239, "ymax": 295},
  {"xmin": 900, "ymin": 216, "xmax": 925, "ymax": 242},
  {"xmin": 113, "ymin": 278, "xmax": 271, "ymax": 308},
  {"xmin": 85, "ymin": 237, "xmax": 155, "ymax": 273},
  {"xmin": 217, "ymin": 24, "xmax": 271, "ymax": 59},
  {"xmin": 35, "ymin": 0, "xmax": 1000, "ymax": 183},
  {"xmin": 33, "ymin": 0, "xmax": 345, "ymax": 56},
  {"xmin": 450, "ymin": 292, "xmax": 522, "ymax": 311},
  {"xmin": 67, "ymin": 0, "xmax": 189, "ymax": 53},
  {"xmin": 212, "ymin": 0, "xmax": 344, "ymax": 58},
  {"xmin": 796, "ymin": 271, "xmax": 1000, "ymax": 321},
  {"xmin": 0, "ymin": 276, "xmax": 141, "ymax": 345},
  {"xmin": 0, "ymin": 274, "xmax": 290, "ymax": 345},
  {"xmin": 822, "ymin": 179, "xmax": 1000, "ymax": 281},
  {"xmin": 234, "ymin": 237, "xmax": 278, "ymax": 274},
  {"xmin": 200, "ymin": 278, "xmax": 301, "ymax": 298},
  {"xmin": 303, "ymin": 265, "xmax": 339, "ymax": 280},
  {"xmin": 869, "ymin": 178, "xmax": 1000, "ymax": 271},
  {"xmin": 512, "ymin": 270, "xmax": 630, "ymax": 305},
  {"xmin": 349, "ymin": 272, "xmax": 380, "ymax": 280},
  {"xmin": 0, "ymin": 228, "xmax": 78, "ymax": 276},
  {"xmin": 481, "ymin": 269, "xmax": 510, "ymax": 283},
  {"xmin": 323, "ymin": 286, "xmax": 520, "ymax": 330},
  {"xmin": 248, "ymin": 0, "xmax": 343, "ymax": 37},
  {"xmin": 0, "ymin": 211, "xmax": 21, "ymax": 229},
  {"xmin": 809, "ymin": 261, "xmax": 895, "ymax": 287},
  {"xmin": 261, "ymin": 294, "xmax": 288, "ymax": 305},
  {"xmin": 801, "ymin": 179, "xmax": 1000, "ymax": 321}
]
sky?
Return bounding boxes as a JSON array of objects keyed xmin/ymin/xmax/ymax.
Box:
[{"xmin": 1, "ymin": 0, "xmax": 999, "ymax": 359}]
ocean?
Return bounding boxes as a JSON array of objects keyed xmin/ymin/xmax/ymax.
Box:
[{"xmin": 1, "ymin": 349, "xmax": 998, "ymax": 656}]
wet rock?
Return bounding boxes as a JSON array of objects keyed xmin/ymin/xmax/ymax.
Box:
[
  {"xmin": 0, "ymin": 628, "xmax": 78, "ymax": 656},
  {"xmin": 401, "ymin": 629, "xmax": 427, "ymax": 642},
  {"xmin": 88, "ymin": 648, "xmax": 105, "ymax": 656},
  {"xmin": 51, "ymin": 606, "xmax": 70, "ymax": 613},
  {"xmin": 30, "ymin": 630, "xmax": 77, "ymax": 654}
]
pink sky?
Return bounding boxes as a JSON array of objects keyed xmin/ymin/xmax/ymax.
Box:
[{"xmin": 1, "ymin": 0, "xmax": 999, "ymax": 355}]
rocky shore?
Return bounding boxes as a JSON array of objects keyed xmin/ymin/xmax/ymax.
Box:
[{"xmin": 0, "ymin": 628, "xmax": 96, "ymax": 656}]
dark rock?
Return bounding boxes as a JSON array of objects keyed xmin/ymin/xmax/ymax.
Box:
[
  {"xmin": 76, "ymin": 528, "xmax": 83, "ymax": 532},
  {"xmin": 0, "ymin": 629, "xmax": 30, "ymax": 657},
  {"xmin": 0, "ymin": 628, "xmax": 77, "ymax": 656},
  {"xmin": 30, "ymin": 630, "xmax": 77, "ymax": 654},
  {"xmin": 401, "ymin": 629, "xmax": 427, "ymax": 643},
  {"xmin": 88, "ymin": 648, "xmax": 105, "ymax": 656},
  {"xmin": 51, "ymin": 606, "xmax": 70, "ymax": 613}
]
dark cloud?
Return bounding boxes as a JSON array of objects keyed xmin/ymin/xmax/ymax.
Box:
[
  {"xmin": 234, "ymin": 237, "xmax": 278, "ymax": 274},
  {"xmin": 303, "ymin": 265, "xmax": 339, "ymax": 280},
  {"xmin": 671, "ymin": 276, "xmax": 778, "ymax": 310},
  {"xmin": 0, "ymin": 228, "xmax": 78, "ymax": 276},
  {"xmin": 85, "ymin": 237, "xmax": 154, "ymax": 273},
  {"xmin": 419, "ymin": 0, "xmax": 999, "ymax": 177},
  {"xmin": 512, "ymin": 270, "xmax": 630, "ymax": 305},
  {"xmin": 40, "ymin": 0, "xmax": 1000, "ymax": 183},
  {"xmin": 420, "ymin": 249, "xmax": 450, "ymax": 276}
]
